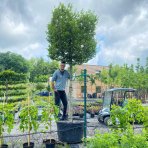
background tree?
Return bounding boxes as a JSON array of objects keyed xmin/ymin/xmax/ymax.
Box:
[
  {"xmin": 145, "ymin": 57, "xmax": 148, "ymax": 74},
  {"xmin": 0, "ymin": 70, "xmax": 27, "ymax": 101},
  {"xmin": 0, "ymin": 52, "xmax": 29, "ymax": 73},
  {"xmin": 88, "ymin": 74, "xmax": 96, "ymax": 94},
  {"xmin": 28, "ymin": 58, "xmax": 58, "ymax": 82}
]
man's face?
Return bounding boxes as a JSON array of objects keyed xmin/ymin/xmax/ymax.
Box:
[{"xmin": 60, "ymin": 63, "xmax": 65, "ymax": 71}]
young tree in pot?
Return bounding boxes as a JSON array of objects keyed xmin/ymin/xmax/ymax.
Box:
[
  {"xmin": 47, "ymin": 3, "xmax": 98, "ymax": 143},
  {"xmin": 89, "ymin": 106, "xmax": 95, "ymax": 118},
  {"xmin": 38, "ymin": 96, "xmax": 58, "ymax": 148},
  {"xmin": 19, "ymin": 94, "xmax": 39, "ymax": 148},
  {"xmin": 0, "ymin": 96, "xmax": 14, "ymax": 148}
]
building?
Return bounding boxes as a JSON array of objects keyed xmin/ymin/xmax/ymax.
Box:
[{"xmin": 71, "ymin": 64, "xmax": 108, "ymax": 99}]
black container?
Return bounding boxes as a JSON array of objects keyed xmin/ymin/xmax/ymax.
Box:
[
  {"xmin": 79, "ymin": 114, "xmax": 84, "ymax": 118},
  {"xmin": 90, "ymin": 113, "xmax": 95, "ymax": 118},
  {"xmin": 43, "ymin": 139, "xmax": 56, "ymax": 148},
  {"xmin": 0, "ymin": 144, "xmax": 8, "ymax": 148},
  {"xmin": 23, "ymin": 142, "xmax": 34, "ymax": 148},
  {"xmin": 57, "ymin": 121, "xmax": 84, "ymax": 144}
]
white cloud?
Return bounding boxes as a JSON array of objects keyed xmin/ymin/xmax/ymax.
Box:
[{"xmin": 0, "ymin": 0, "xmax": 148, "ymax": 66}]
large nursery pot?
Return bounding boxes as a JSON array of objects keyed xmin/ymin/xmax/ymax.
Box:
[
  {"xmin": 57, "ymin": 121, "xmax": 84, "ymax": 144},
  {"xmin": 23, "ymin": 142, "xmax": 34, "ymax": 148},
  {"xmin": 0, "ymin": 144, "xmax": 8, "ymax": 148},
  {"xmin": 43, "ymin": 139, "xmax": 56, "ymax": 148}
]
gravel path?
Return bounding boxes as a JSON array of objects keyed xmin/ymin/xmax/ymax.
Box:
[{"xmin": 1, "ymin": 115, "xmax": 144, "ymax": 148}]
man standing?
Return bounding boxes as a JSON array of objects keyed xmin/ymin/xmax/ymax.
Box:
[{"xmin": 51, "ymin": 61, "xmax": 70, "ymax": 120}]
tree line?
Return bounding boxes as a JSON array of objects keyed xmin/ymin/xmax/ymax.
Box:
[
  {"xmin": 99, "ymin": 58, "xmax": 148, "ymax": 101},
  {"xmin": 0, "ymin": 51, "xmax": 59, "ymax": 84}
]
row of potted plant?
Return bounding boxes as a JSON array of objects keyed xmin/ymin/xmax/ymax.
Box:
[
  {"xmin": 72, "ymin": 105, "xmax": 101, "ymax": 118},
  {"xmin": 0, "ymin": 93, "xmax": 59, "ymax": 148}
]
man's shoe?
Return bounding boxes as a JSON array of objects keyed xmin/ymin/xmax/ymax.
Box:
[
  {"xmin": 60, "ymin": 115, "xmax": 68, "ymax": 121},
  {"xmin": 58, "ymin": 113, "xmax": 62, "ymax": 118}
]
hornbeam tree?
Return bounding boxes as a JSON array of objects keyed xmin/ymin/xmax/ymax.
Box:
[
  {"xmin": 46, "ymin": 3, "xmax": 98, "ymax": 117},
  {"xmin": 0, "ymin": 70, "xmax": 27, "ymax": 101}
]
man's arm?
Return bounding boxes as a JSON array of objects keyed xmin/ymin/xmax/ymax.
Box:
[
  {"xmin": 67, "ymin": 71, "xmax": 71, "ymax": 80},
  {"xmin": 51, "ymin": 70, "xmax": 57, "ymax": 91}
]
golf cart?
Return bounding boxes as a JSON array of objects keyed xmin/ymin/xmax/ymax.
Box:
[{"xmin": 98, "ymin": 88, "xmax": 137, "ymax": 125}]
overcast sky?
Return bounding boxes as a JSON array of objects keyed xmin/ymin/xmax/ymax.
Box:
[{"xmin": 0, "ymin": 0, "xmax": 148, "ymax": 66}]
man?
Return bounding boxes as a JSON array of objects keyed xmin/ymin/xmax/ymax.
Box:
[{"xmin": 51, "ymin": 61, "xmax": 70, "ymax": 120}]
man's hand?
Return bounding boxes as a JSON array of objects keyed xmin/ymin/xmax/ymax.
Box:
[
  {"xmin": 54, "ymin": 88, "xmax": 57, "ymax": 92},
  {"xmin": 51, "ymin": 82, "xmax": 57, "ymax": 92}
]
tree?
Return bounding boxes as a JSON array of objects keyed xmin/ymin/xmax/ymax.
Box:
[
  {"xmin": 47, "ymin": 3, "xmax": 98, "ymax": 119},
  {"xmin": 0, "ymin": 52, "xmax": 29, "ymax": 73},
  {"xmin": 88, "ymin": 74, "xmax": 96, "ymax": 94},
  {"xmin": 145, "ymin": 57, "xmax": 148, "ymax": 74},
  {"xmin": 48, "ymin": 60, "xmax": 59, "ymax": 75},
  {"xmin": 0, "ymin": 70, "xmax": 27, "ymax": 101},
  {"xmin": 28, "ymin": 58, "xmax": 59, "ymax": 82},
  {"xmin": 47, "ymin": 3, "xmax": 98, "ymax": 72}
]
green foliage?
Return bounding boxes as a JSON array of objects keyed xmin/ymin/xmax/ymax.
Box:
[
  {"xmin": 19, "ymin": 105, "xmax": 39, "ymax": 132},
  {"xmin": 0, "ymin": 103, "xmax": 14, "ymax": 136},
  {"xmin": 29, "ymin": 58, "xmax": 58, "ymax": 82},
  {"xmin": 111, "ymin": 105, "xmax": 130, "ymax": 130},
  {"xmin": 0, "ymin": 51, "xmax": 29, "ymax": 73},
  {"xmin": 48, "ymin": 60, "xmax": 59, "ymax": 75},
  {"xmin": 99, "ymin": 59, "xmax": 148, "ymax": 100},
  {"xmin": 125, "ymin": 99, "xmax": 145, "ymax": 124},
  {"xmin": 143, "ymin": 107, "xmax": 148, "ymax": 140},
  {"xmin": 111, "ymin": 99, "xmax": 145, "ymax": 130},
  {"xmin": 87, "ymin": 129, "xmax": 148, "ymax": 148},
  {"xmin": 87, "ymin": 99, "xmax": 148, "ymax": 148},
  {"xmin": 35, "ymin": 83, "xmax": 46, "ymax": 92},
  {"xmin": 47, "ymin": 3, "xmax": 98, "ymax": 65},
  {"xmin": 5, "ymin": 96, "xmax": 27, "ymax": 103},
  {"xmin": 119, "ymin": 127, "xmax": 148, "ymax": 148},
  {"xmin": 0, "ymin": 83, "xmax": 27, "ymax": 104},
  {"xmin": 41, "ymin": 98, "xmax": 59, "ymax": 131},
  {"xmin": 87, "ymin": 131, "xmax": 119, "ymax": 148},
  {"xmin": 0, "ymin": 70, "xmax": 27, "ymax": 101},
  {"xmin": 0, "ymin": 89, "xmax": 27, "ymax": 97},
  {"xmin": 34, "ymin": 75, "xmax": 49, "ymax": 83},
  {"xmin": 0, "ymin": 70, "xmax": 27, "ymax": 84},
  {"xmin": 0, "ymin": 84, "xmax": 27, "ymax": 91}
]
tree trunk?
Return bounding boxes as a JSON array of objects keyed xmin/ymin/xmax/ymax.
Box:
[
  {"xmin": 5, "ymin": 80, "xmax": 8, "ymax": 102},
  {"xmin": 28, "ymin": 94, "xmax": 30, "ymax": 147},
  {"xmin": 68, "ymin": 65, "xmax": 73, "ymax": 120}
]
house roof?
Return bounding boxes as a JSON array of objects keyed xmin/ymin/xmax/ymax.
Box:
[{"xmin": 75, "ymin": 64, "xmax": 108, "ymax": 75}]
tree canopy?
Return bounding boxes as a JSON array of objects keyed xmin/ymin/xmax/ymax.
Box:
[
  {"xmin": 47, "ymin": 3, "xmax": 98, "ymax": 66},
  {"xmin": 0, "ymin": 52, "xmax": 29, "ymax": 73},
  {"xmin": 28, "ymin": 58, "xmax": 59, "ymax": 82}
]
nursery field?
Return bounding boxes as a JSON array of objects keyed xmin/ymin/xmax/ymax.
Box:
[
  {"xmin": 1, "ymin": 96, "xmax": 148, "ymax": 147},
  {"xmin": 2, "ymin": 114, "xmax": 145, "ymax": 148}
]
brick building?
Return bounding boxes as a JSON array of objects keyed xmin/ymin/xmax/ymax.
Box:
[{"xmin": 71, "ymin": 64, "xmax": 108, "ymax": 99}]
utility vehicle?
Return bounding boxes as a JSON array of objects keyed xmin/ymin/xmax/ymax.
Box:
[{"xmin": 98, "ymin": 88, "xmax": 136, "ymax": 125}]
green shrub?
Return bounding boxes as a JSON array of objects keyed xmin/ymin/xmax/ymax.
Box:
[{"xmin": 86, "ymin": 99, "xmax": 148, "ymax": 147}]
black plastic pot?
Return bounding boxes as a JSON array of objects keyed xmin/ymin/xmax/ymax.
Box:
[
  {"xmin": 90, "ymin": 113, "xmax": 95, "ymax": 118},
  {"xmin": 57, "ymin": 121, "xmax": 84, "ymax": 144},
  {"xmin": 37, "ymin": 115, "xmax": 42, "ymax": 121},
  {"xmin": 79, "ymin": 114, "xmax": 84, "ymax": 118},
  {"xmin": 0, "ymin": 144, "xmax": 8, "ymax": 148},
  {"xmin": 23, "ymin": 142, "xmax": 34, "ymax": 148},
  {"xmin": 43, "ymin": 139, "xmax": 56, "ymax": 148}
]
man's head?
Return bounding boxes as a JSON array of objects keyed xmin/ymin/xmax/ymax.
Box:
[{"xmin": 60, "ymin": 61, "xmax": 66, "ymax": 71}]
